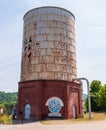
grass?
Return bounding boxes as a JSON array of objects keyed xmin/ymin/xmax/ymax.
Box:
[{"xmin": 41, "ymin": 112, "xmax": 106, "ymax": 125}]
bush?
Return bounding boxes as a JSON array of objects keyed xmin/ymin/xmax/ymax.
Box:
[{"xmin": 0, "ymin": 114, "xmax": 12, "ymax": 124}]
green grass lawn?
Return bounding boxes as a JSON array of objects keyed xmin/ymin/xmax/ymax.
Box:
[{"xmin": 41, "ymin": 112, "xmax": 106, "ymax": 125}]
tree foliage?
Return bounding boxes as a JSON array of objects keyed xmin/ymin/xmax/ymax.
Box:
[
  {"xmin": 84, "ymin": 80, "xmax": 106, "ymax": 112},
  {"xmin": 98, "ymin": 85, "xmax": 106, "ymax": 110},
  {"xmin": 90, "ymin": 80, "xmax": 102, "ymax": 95},
  {"xmin": 0, "ymin": 91, "xmax": 17, "ymax": 114}
]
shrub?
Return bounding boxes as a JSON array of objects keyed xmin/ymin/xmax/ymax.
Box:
[{"xmin": 0, "ymin": 114, "xmax": 12, "ymax": 124}]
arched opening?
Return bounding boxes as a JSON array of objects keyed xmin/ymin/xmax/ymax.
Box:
[
  {"xmin": 72, "ymin": 105, "xmax": 77, "ymax": 119},
  {"xmin": 24, "ymin": 104, "xmax": 31, "ymax": 119}
]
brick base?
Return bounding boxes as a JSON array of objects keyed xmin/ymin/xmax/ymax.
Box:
[{"xmin": 17, "ymin": 80, "xmax": 82, "ymax": 120}]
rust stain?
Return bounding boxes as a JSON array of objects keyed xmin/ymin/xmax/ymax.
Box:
[{"xmin": 21, "ymin": 8, "xmax": 76, "ymax": 81}]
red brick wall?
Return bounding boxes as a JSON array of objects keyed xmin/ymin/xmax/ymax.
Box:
[{"xmin": 17, "ymin": 80, "xmax": 82, "ymax": 120}]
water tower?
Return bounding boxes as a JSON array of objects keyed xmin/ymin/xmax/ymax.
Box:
[{"xmin": 17, "ymin": 6, "xmax": 82, "ymax": 120}]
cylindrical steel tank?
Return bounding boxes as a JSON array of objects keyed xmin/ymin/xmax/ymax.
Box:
[{"xmin": 20, "ymin": 6, "xmax": 77, "ymax": 81}]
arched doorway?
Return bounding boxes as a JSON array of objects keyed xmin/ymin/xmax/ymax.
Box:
[
  {"xmin": 24, "ymin": 104, "xmax": 31, "ymax": 119},
  {"xmin": 72, "ymin": 105, "xmax": 77, "ymax": 119}
]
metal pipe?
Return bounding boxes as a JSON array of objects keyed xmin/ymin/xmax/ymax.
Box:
[{"xmin": 72, "ymin": 78, "xmax": 91, "ymax": 119}]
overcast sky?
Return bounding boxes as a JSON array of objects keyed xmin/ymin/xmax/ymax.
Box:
[{"xmin": 0, "ymin": 0, "xmax": 106, "ymax": 93}]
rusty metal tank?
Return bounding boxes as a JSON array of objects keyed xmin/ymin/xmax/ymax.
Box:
[{"xmin": 20, "ymin": 6, "xmax": 77, "ymax": 81}]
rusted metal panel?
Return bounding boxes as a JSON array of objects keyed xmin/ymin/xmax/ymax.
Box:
[
  {"xmin": 54, "ymin": 56, "xmax": 62, "ymax": 64},
  {"xmin": 29, "ymin": 72, "xmax": 38, "ymax": 80},
  {"xmin": 46, "ymin": 56, "xmax": 54, "ymax": 63},
  {"xmin": 34, "ymin": 35, "xmax": 41, "ymax": 41},
  {"xmin": 54, "ymin": 14, "xmax": 62, "ymax": 21},
  {"xmin": 71, "ymin": 46, "xmax": 76, "ymax": 53},
  {"xmin": 34, "ymin": 57, "xmax": 39, "ymax": 64},
  {"xmin": 39, "ymin": 72, "xmax": 54, "ymax": 79},
  {"xmin": 46, "ymin": 48, "xmax": 53, "ymax": 55},
  {"xmin": 54, "ymin": 72, "xmax": 68, "ymax": 80},
  {"xmin": 39, "ymin": 56, "xmax": 54, "ymax": 64},
  {"xmin": 36, "ymin": 21, "xmax": 45, "ymax": 28},
  {"xmin": 29, "ymin": 65, "xmax": 35, "ymax": 73},
  {"xmin": 34, "ymin": 64, "xmax": 46, "ymax": 72},
  {"xmin": 53, "ymin": 64, "xmax": 61, "ymax": 71},
  {"xmin": 40, "ymin": 41, "xmax": 53, "ymax": 48},
  {"xmin": 34, "ymin": 49, "xmax": 40, "ymax": 56},
  {"xmin": 39, "ymin": 56, "xmax": 46, "ymax": 64},
  {"xmin": 30, "ymin": 57, "xmax": 35, "ymax": 64},
  {"xmin": 21, "ymin": 7, "xmax": 76, "ymax": 81},
  {"xmin": 47, "ymin": 13, "xmax": 55, "ymax": 20},
  {"xmin": 40, "ymin": 49, "xmax": 46, "ymax": 55},
  {"xmin": 47, "ymin": 64, "xmax": 53, "ymax": 71}
]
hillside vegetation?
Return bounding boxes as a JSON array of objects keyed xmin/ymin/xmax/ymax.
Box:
[{"xmin": 0, "ymin": 91, "xmax": 18, "ymax": 114}]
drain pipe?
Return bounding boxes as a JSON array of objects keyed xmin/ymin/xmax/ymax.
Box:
[{"xmin": 72, "ymin": 78, "xmax": 91, "ymax": 119}]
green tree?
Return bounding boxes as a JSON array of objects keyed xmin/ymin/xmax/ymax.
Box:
[
  {"xmin": 90, "ymin": 80, "xmax": 102, "ymax": 95},
  {"xmin": 84, "ymin": 80, "xmax": 103, "ymax": 111},
  {"xmin": 0, "ymin": 91, "xmax": 17, "ymax": 114},
  {"xmin": 90, "ymin": 80, "xmax": 102, "ymax": 111},
  {"xmin": 98, "ymin": 85, "xmax": 106, "ymax": 111}
]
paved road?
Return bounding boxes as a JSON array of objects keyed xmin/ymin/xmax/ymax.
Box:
[{"xmin": 0, "ymin": 121, "xmax": 106, "ymax": 130}]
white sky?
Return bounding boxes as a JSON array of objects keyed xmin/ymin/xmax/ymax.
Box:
[{"xmin": 0, "ymin": 0, "xmax": 106, "ymax": 93}]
